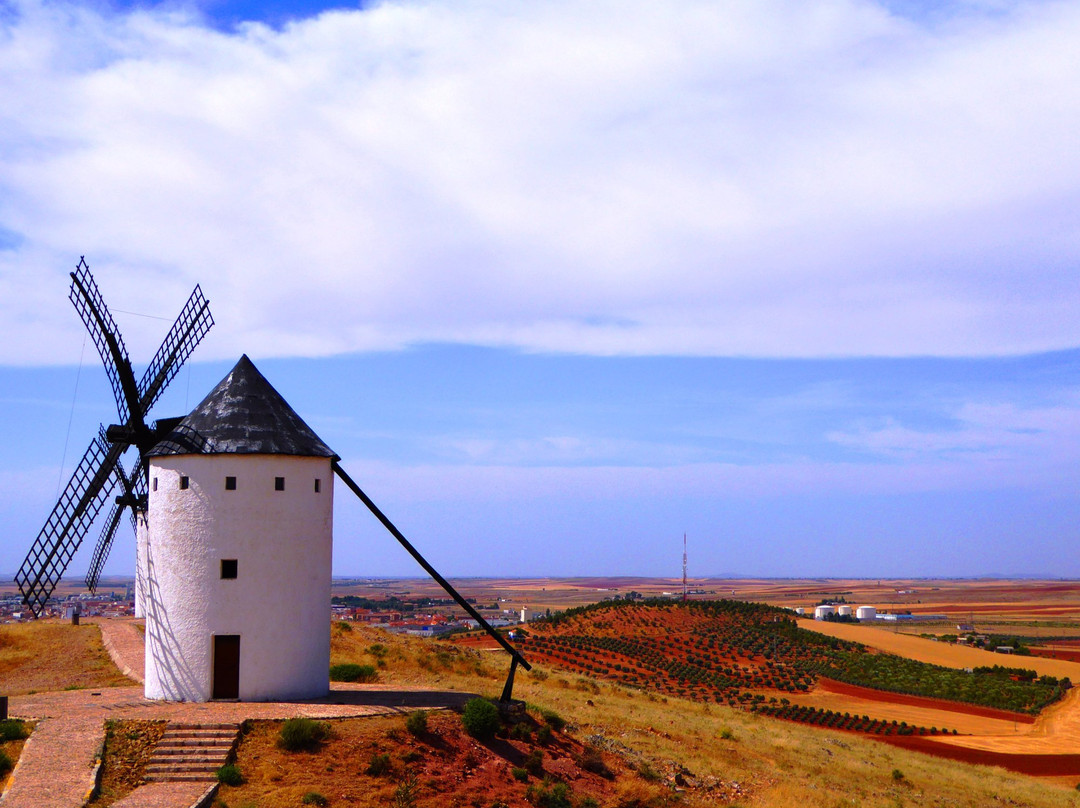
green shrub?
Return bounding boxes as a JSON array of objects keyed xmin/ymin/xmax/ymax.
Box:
[
  {"xmin": 405, "ymin": 711, "xmax": 428, "ymax": 737},
  {"xmin": 0, "ymin": 720, "xmax": 27, "ymax": 742},
  {"xmin": 0, "ymin": 751, "xmax": 12, "ymax": 778},
  {"xmin": 462, "ymin": 698, "xmax": 500, "ymax": 740},
  {"xmin": 512, "ymin": 766, "xmax": 529, "ymax": 782},
  {"xmin": 302, "ymin": 793, "xmax": 329, "ymax": 806},
  {"xmin": 334, "ymin": 620, "xmax": 353, "ymax": 632},
  {"xmin": 892, "ymin": 768, "xmax": 905, "ymax": 782},
  {"xmin": 216, "ymin": 764, "xmax": 244, "ymax": 786},
  {"xmin": 536, "ymin": 724, "xmax": 553, "ymax": 744},
  {"xmin": 524, "ymin": 749, "xmax": 544, "ymax": 776},
  {"xmin": 579, "ymin": 798, "xmax": 600, "ymax": 808},
  {"xmin": 278, "ymin": 718, "xmax": 331, "ymax": 752},
  {"xmin": 525, "ymin": 779, "xmax": 572, "ymax": 808},
  {"xmin": 391, "ymin": 770, "xmax": 419, "ymax": 808},
  {"xmin": 329, "ymin": 663, "xmax": 378, "ymax": 683},
  {"xmin": 510, "ymin": 722, "xmax": 533, "ymax": 741},
  {"xmin": 367, "ymin": 753, "xmax": 393, "ymax": 777}
]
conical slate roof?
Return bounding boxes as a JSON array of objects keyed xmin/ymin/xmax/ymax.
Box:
[{"xmin": 149, "ymin": 355, "xmax": 336, "ymax": 457}]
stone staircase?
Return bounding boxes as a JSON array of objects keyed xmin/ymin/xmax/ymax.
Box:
[{"xmin": 143, "ymin": 722, "xmax": 240, "ymax": 783}]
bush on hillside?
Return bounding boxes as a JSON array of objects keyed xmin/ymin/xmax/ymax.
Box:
[
  {"xmin": 330, "ymin": 663, "xmax": 378, "ymax": 683},
  {"xmin": 462, "ymin": 698, "xmax": 500, "ymax": 740},
  {"xmin": 216, "ymin": 764, "xmax": 244, "ymax": 786},
  {"xmin": 405, "ymin": 710, "xmax": 428, "ymax": 737},
  {"xmin": 278, "ymin": 718, "xmax": 331, "ymax": 752}
]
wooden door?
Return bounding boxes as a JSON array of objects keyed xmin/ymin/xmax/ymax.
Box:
[{"xmin": 212, "ymin": 635, "xmax": 240, "ymax": 699}]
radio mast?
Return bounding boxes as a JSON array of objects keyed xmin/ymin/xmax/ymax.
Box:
[{"xmin": 682, "ymin": 533, "xmax": 688, "ymax": 603}]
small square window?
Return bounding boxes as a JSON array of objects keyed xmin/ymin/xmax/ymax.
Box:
[
  {"xmin": 274, "ymin": 477, "xmax": 285, "ymax": 491},
  {"xmin": 152, "ymin": 478, "xmax": 158, "ymax": 491},
  {"xmin": 221, "ymin": 559, "xmax": 238, "ymax": 579},
  {"xmin": 225, "ymin": 476, "xmax": 237, "ymax": 490},
  {"xmin": 314, "ymin": 479, "xmax": 321, "ymax": 493},
  {"xmin": 179, "ymin": 476, "xmax": 189, "ymax": 490}
]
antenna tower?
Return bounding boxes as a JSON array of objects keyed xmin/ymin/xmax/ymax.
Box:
[{"xmin": 682, "ymin": 533, "xmax": 687, "ymax": 603}]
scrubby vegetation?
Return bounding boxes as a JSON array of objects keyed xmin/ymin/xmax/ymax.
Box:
[
  {"xmin": 329, "ymin": 662, "xmax": 378, "ymax": 682},
  {"xmin": 277, "ymin": 718, "xmax": 331, "ymax": 752},
  {"xmin": 819, "ymin": 652, "xmax": 1068, "ymax": 714},
  {"xmin": 754, "ymin": 703, "xmax": 957, "ymax": 735},
  {"xmin": 518, "ymin": 600, "xmax": 1069, "ymax": 716}
]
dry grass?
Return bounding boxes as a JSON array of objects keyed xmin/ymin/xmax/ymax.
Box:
[
  {"xmin": 0, "ymin": 620, "xmax": 134, "ymax": 694},
  {"xmin": 245, "ymin": 624, "xmax": 1080, "ymax": 807},
  {"xmin": 87, "ymin": 720, "xmax": 167, "ymax": 807}
]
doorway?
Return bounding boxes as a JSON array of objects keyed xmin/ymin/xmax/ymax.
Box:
[{"xmin": 212, "ymin": 635, "xmax": 240, "ymax": 699}]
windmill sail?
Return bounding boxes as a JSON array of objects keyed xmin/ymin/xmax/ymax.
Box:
[
  {"xmin": 69, "ymin": 259, "xmax": 138, "ymax": 423},
  {"xmin": 138, "ymin": 284, "xmax": 213, "ymax": 413},
  {"xmin": 15, "ymin": 431, "xmax": 121, "ymax": 614},
  {"xmin": 16, "ymin": 258, "xmax": 213, "ymax": 616}
]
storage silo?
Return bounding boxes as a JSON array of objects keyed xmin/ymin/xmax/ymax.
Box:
[
  {"xmin": 813, "ymin": 605, "xmax": 835, "ymax": 620},
  {"xmin": 856, "ymin": 606, "xmax": 877, "ymax": 621},
  {"xmin": 837, "ymin": 605, "xmax": 853, "ymax": 617}
]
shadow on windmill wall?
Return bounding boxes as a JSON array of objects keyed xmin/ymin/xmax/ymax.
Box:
[{"xmin": 143, "ymin": 538, "xmax": 204, "ymax": 701}]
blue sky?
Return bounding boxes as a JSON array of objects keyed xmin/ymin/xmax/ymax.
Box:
[{"xmin": 1, "ymin": 0, "xmax": 1079, "ymax": 578}]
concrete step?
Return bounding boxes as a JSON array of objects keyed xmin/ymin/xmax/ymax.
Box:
[
  {"xmin": 153, "ymin": 743, "xmax": 233, "ymax": 756},
  {"xmin": 142, "ymin": 721, "xmax": 240, "ymax": 786},
  {"xmin": 144, "ymin": 772, "xmax": 217, "ymax": 783}
]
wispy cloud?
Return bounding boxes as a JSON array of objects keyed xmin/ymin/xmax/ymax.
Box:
[
  {"xmin": 828, "ymin": 398, "xmax": 1080, "ymax": 485},
  {"xmin": 2, "ymin": 0, "xmax": 1079, "ymax": 364}
]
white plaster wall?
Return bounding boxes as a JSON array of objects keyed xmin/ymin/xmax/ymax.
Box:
[
  {"xmin": 143, "ymin": 454, "xmax": 334, "ymax": 702},
  {"xmin": 134, "ymin": 513, "xmax": 147, "ymax": 619}
]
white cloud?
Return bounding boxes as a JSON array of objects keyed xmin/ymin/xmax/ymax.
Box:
[
  {"xmin": 827, "ymin": 397, "xmax": 1080, "ymax": 488},
  {"xmin": 2, "ymin": 0, "xmax": 1079, "ymax": 364}
]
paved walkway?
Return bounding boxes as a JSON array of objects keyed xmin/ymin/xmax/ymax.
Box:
[
  {"xmin": 92, "ymin": 619, "xmax": 145, "ymax": 684},
  {"xmin": 1, "ymin": 715, "xmax": 104, "ymax": 808},
  {"xmin": 3, "ymin": 619, "xmax": 474, "ymax": 808},
  {"xmin": 110, "ymin": 783, "xmax": 215, "ymax": 808}
]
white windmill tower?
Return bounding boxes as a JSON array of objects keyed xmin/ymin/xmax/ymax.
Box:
[
  {"xmin": 18, "ymin": 261, "xmax": 532, "ymax": 706},
  {"xmin": 141, "ymin": 355, "xmax": 336, "ymax": 701}
]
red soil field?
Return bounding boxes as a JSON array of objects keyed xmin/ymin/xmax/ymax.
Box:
[
  {"xmin": 1029, "ymin": 648, "xmax": 1080, "ymax": 663},
  {"xmin": 881, "ymin": 735, "xmax": 1080, "ymax": 777}
]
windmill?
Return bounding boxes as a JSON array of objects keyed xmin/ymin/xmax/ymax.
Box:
[
  {"xmin": 15, "ymin": 258, "xmax": 213, "ymax": 616},
  {"xmin": 20, "ymin": 259, "xmax": 529, "ymax": 702}
]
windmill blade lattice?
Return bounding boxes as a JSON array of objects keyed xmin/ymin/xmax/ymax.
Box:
[
  {"xmin": 138, "ymin": 284, "xmax": 213, "ymax": 413},
  {"xmin": 85, "ymin": 458, "xmax": 146, "ymax": 593},
  {"xmin": 15, "ymin": 430, "xmax": 122, "ymax": 615},
  {"xmin": 69, "ymin": 259, "xmax": 137, "ymax": 423},
  {"xmin": 86, "ymin": 502, "xmax": 125, "ymax": 594},
  {"xmin": 17, "ymin": 257, "xmax": 214, "ymax": 616}
]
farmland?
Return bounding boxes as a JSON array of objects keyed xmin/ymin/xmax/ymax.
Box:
[{"xmin": 510, "ymin": 600, "xmax": 1066, "ymax": 728}]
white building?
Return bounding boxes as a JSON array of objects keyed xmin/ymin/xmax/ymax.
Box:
[{"xmin": 141, "ymin": 356, "xmax": 336, "ymax": 702}]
